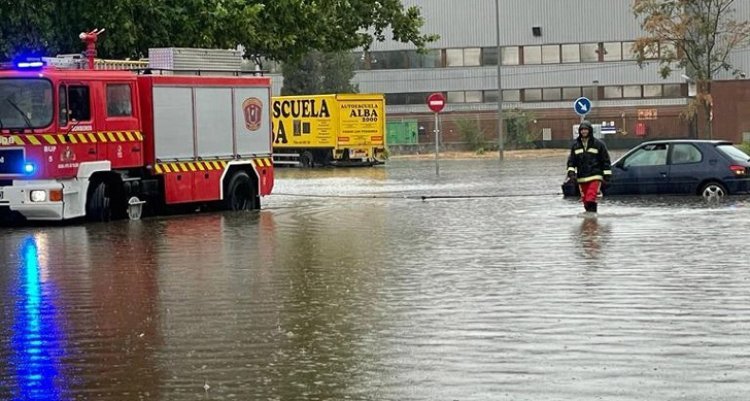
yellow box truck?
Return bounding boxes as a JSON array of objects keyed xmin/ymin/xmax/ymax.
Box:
[{"xmin": 271, "ymin": 94, "xmax": 386, "ymax": 167}]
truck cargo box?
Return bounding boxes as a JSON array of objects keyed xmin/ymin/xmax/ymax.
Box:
[{"xmin": 272, "ymin": 93, "xmax": 386, "ymax": 167}]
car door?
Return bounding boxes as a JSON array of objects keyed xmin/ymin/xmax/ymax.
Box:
[
  {"xmin": 609, "ymin": 143, "xmax": 670, "ymax": 195},
  {"xmin": 666, "ymin": 143, "xmax": 703, "ymax": 194}
]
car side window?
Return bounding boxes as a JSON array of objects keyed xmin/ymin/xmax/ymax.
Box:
[
  {"xmin": 623, "ymin": 144, "xmax": 668, "ymax": 167},
  {"xmin": 671, "ymin": 144, "xmax": 702, "ymax": 165}
]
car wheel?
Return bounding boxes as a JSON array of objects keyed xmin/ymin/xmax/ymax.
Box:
[{"xmin": 700, "ymin": 181, "xmax": 727, "ymax": 201}]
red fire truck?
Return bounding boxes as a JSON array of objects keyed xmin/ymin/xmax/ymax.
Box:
[{"xmin": 0, "ymin": 31, "xmax": 274, "ymax": 222}]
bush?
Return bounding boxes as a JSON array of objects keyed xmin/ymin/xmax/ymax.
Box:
[
  {"xmin": 738, "ymin": 142, "xmax": 750, "ymax": 155},
  {"xmin": 455, "ymin": 118, "xmax": 486, "ymax": 153},
  {"xmin": 504, "ymin": 109, "xmax": 537, "ymax": 149}
]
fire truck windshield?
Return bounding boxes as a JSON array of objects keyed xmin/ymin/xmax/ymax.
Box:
[{"xmin": 0, "ymin": 78, "xmax": 53, "ymax": 130}]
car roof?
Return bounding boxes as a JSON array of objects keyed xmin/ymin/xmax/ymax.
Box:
[{"xmin": 639, "ymin": 139, "xmax": 733, "ymax": 145}]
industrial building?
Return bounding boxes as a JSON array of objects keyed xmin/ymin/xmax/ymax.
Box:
[{"xmin": 275, "ymin": 0, "xmax": 750, "ymax": 149}]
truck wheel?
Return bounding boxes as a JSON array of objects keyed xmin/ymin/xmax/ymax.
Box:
[
  {"xmin": 86, "ymin": 181, "xmax": 112, "ymax": 222},
  {"xmin": 224, "ymin": 171, "xmax": 253, "ymax": 211},
  {"xmin": 298, "ymin": 151, "xmax": 314, "ymax": 168}
]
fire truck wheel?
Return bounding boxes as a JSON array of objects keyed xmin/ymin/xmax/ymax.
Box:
[
  {"xmin": 225, "ymin": 171, "xmax": 253, "ymax": 211},
  {"xmin": 299, "ymin": 151, "xmax": 314, "ymax": 168},
  {"xmin": 86, "ymin": 181, "xmax": 112, "ymax": 222}
]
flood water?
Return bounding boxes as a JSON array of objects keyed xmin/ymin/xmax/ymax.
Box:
[{"xmin": 2, "ymin": 155, "xmax": 750, "ymax": 400}]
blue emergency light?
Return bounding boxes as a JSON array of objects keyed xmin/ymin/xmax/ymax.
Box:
[
  {"xmin": 13, "ymin": 56, "xmax": 46, "ymax": 70},
  {"xmin": 24, "ymin": 163, "xmax": 35, "ymax": 174}
]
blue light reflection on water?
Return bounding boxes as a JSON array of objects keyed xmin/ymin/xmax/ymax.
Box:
[{"xmin": 11, "ymin": 236, "xmax": 66, "ymax": 401}]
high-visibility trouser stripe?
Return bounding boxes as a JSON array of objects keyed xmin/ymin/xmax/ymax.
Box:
[
  {"xmin": 577, "ymin": 175, "xmax": 603, "ymax": 183},
  {"xmin": 0, "ymin": 132, "xmax": 143, "ymax": 146}
]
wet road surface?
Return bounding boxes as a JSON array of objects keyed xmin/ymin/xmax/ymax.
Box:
[{"xmin": 2, "ymin": 155, "xmax": 750, "ymax": 400}]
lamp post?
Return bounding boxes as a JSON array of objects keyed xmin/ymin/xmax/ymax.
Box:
[{"xmin": 495, "ymin": 0, "xmax": 504, "ymax": 161}]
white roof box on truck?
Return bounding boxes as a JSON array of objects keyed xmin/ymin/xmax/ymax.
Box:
[{"xmin": 148, "ymin": 48, "xmax": 243, "ymax": 75}]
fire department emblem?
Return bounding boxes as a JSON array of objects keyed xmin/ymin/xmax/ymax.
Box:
[
  {"xmin": 61, "ymin": 146, "xmax": 76, "ymax": 162},
  {"xmin": 242, "ymin": 97, "xmax": 263, "ymax": 132}
]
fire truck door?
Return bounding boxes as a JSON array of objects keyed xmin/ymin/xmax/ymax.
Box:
[
  {"xmin": 56, "ymin": 83, "xmax": 97, "ymax": 175},
  {"xmin": 99, "ymin": 82, "xmax": 142, "ymax": 168}
]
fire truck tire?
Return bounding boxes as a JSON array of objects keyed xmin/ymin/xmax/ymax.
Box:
[
  {"xmin": 224, "ymin": 171, "xmax": 253, "ymax": 211},
  {"xmin": 299, "ymin": 151, "xmax": 314, "ymax": 168},
  {"xmin": 86, "ymin": 181, "xmax": 112, "ymax": 222}
]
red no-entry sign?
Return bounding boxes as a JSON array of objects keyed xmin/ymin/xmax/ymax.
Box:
[{"xmin": 427, "ymin": 92, "xmax": 446, "ymax": 113}]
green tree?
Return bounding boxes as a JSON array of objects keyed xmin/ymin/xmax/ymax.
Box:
[
  {"xmin": 0, "ymin": 0, "xmax": 55, "ymax": 58},
  {"xmin": 281, "ymin": 51, "xmax": 358, "ymax": 95},
  {"xmin": 0, "ymin": 1, "xmax": 437, "ymax": 63},
  {"xmin": 633, "ymin": 0, "xmax": 750, "ymax": 139}
]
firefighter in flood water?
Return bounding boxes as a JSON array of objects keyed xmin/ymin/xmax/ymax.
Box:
[{"xmin": 566, "ymin": 121, "xmax": 612, "ymax": 213}]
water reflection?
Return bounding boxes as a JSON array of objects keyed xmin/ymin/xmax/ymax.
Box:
[
  {"xmin": 2, "ymin": 158, "xmax": 750, "ymax": 400},
  {"xmin": 11, "ymin": 235, "xmax": 66, "ymax": 401},
  {"xmin": 576, "ymin": 217, "xmax": 610, "ymax": 260}
]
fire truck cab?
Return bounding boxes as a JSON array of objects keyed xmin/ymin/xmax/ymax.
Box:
[{"xmin": 0, "ymin": 46, "xmax": 274, "ymax": 222}]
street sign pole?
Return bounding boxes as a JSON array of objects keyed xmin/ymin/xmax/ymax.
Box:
[
  {"xmin": 426, "ymin": 92, "xmax": 446, "ymax": 176},
  {"xmin": 434, "ymin": 112, "xmax": 440, "ymax": 176}
]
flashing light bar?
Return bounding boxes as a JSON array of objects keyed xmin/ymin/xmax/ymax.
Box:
[
  {"xmin": 13, "ymin": 57, "xmax": 46, "ymax": 70},
  {"xmin": 16, "ymin": 61, "xmax": 45, "ymax": 69}
]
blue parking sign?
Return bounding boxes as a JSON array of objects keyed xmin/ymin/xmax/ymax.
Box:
[{"xmin": 574, "ymin": 97, "xmax": 592, "ymax": 116}]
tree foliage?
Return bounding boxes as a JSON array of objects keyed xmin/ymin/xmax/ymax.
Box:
[
  {"xmin": 281, "ymin": 51, "xmax": 359, "ymax": 95},
  {"xmin": 504, "ymin": 109, "xmax": 537, "ymax": 150},
  {"xmin": 0, "ymin": 1, "xmax": 437, "ymax": 63},
  {"xmin": 633, "ymin": 0, "xmax": 750, "ymax": 138}
]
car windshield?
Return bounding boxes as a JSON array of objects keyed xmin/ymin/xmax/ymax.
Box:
[
  {"xmin": 0, "ymin": 78, "xmax": 54, "ymax": 130},
  {"xmin": 716, "ymin": 144, "xmax": 750, "ymax": 163}
]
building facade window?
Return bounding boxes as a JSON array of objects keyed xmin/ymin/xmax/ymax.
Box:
[
  {"xmin": 407, "ymin": 93, "xmax": 431, "ymax": 105},
  {"xmin": 542, "ymin": 45, "xmax": 560, "ymax": 64},
  {"xmin": 481, "ymin": 47, "xmax": 498, "ymax": 66},
  {"xmin": 622, "ymin": 41, "xmax": 638, "ymax": 61},
  {"xmin": 446, "ymin": 48, "xmax": 464, "ymax": 67},
  {"xmin": 623, "ymin": 85, "xmax": 641, "ymax": 98},
  {"xmin": 524, "ymin": 88, "xmax": 542, "ymax": 102},
  {"xmin": 465, "ymin": 91, "xmax": 483, "ymax": 103},
  {"xmin": 580, "ymin": 43, "xmax": 599, "ymax": 62},
  {"xmin": 582, "ymin": 86, "xmax": 597, "ymax": 99},
  {"xmin": 447, "ymin": 91, "xmax": 465, "ymax": 102},
  {"xmin": 562, "ymin": 87, "xmax": 581, "ymax": 100},
  {"xmin": 604, "ymin": 86, "xmax": 623, "ymax": 98},
  {"xmin": 663, "ymin": 84, "xmax": 682, "ymax": 98},
  {"xmin": 464, "ymin": 48, "xmax": 482, "ymax": 66},
  {"xmin": 542, "ymin": 88, "xmax": 562, "ymax": 101},
  {"xmin": 502, "ymin": 89, "xmax": 521, "ymax": 102},
  {"xmin": 643, "ymin": 84, "xmax": 663, "ymax": 97},
  {"xmin": 561, "ymin": 44, "xmax": 581, "ymax": 63},
  {"xmin": 407, "ymin": 50, "xmax": 441, "ymax": 68},
  {"xmin": 501, "ymin": 47, "xmax": 520, "ymax": 65},
  {"xmin": 523, "ymin": 46, "xmax": 542, "ymax": 65},
  {"xmin": 484, "ymin": 90, "xmax": 498, "ymax": 103},
  {"xmin": 603, "ymin": 42, "xmax": 623, "ymax": 61}
]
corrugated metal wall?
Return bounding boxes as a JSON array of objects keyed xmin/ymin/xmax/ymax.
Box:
[
  {"xmin": 370, "ymin": 0, "xmax": 643, "ymax": 50},
  {"xmin": 273, "ymin": 0, "xmax": 750, "ymax": 104}
]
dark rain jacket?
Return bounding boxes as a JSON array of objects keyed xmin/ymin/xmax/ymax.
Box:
[{"xmin": 567, "ymin": 135, "xmax": 612, "ymax": 183}]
